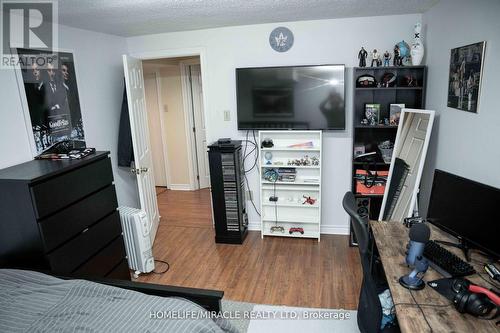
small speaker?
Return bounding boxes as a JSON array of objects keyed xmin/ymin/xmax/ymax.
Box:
[{"xmin": 356, "ymin": 197, "xmax": 370, "ymax": 218}]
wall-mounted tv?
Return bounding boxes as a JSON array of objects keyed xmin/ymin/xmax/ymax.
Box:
[{"xmin": 236, "ymin": 64, "xmax": 345, "ymax": 130}]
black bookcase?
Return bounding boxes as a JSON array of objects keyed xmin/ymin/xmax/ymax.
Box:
[
  {"xmin": 208, "ymin": 140, "xmax": 248, "ymax": 244},
  {"xmin": 350, "ymin": 66, "xmax": 427, "ymax": 246}
]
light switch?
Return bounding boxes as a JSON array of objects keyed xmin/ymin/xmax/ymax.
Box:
[{"xmin": 223, "ymin": 110, "xmax": 231, "ymax": 121}]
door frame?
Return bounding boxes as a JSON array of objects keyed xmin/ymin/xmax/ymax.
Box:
[{"xmin": 131, "ymin": 48, "xmax": 211, "ymax": 191}]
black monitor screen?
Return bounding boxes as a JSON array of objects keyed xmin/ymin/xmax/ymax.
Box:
[
  {"xmin": 236, "ymin": 65, "xmax": 345, "ymax": 130},
  {"xmin": 427, "ymin": 169, "xmax": 500, "ymax": 259}
]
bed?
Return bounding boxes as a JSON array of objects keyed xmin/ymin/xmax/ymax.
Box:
[{"xmin": 0, "ymin": 269, "xmax": 237, "ymax": 333}]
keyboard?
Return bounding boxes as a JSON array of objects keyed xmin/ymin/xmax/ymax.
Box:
[{"xmin": 423, "ymin": 240, "xmax": 476, "ymax": 277}]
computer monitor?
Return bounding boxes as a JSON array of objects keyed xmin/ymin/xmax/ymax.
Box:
[{"xmin": 427, "ymin": 169, "xmax": 500, "ymax": 260}]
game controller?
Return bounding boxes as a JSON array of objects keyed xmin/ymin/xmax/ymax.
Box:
[
  {"xmin": 270, "ymin": 226, "xmax": 285, "ymax": 233},
  {"xmin": 289, "ymin": 227, "xmax": 304, "ymax": 235}
]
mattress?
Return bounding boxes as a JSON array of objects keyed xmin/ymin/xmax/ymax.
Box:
[{"xmin": 0, "ymin": 269, "xmax": 236, "ymax": 333}]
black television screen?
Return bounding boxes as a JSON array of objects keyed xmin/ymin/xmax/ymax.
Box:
[
  {"xmin": 427, "ymin": 169, "xmax": 500, "ymax": 259},
  {"xmin": 236, "ymin": 65, "xmax": 345, "ymax": 130}
]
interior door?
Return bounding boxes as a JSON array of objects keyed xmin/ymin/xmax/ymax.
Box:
[
  {"xmin": 391, "ymin": 112, "xmax": 430, "ymax": 220},
  {"xmin": 123, "ymin": 55, "xmax": 160, "ymax": 243},
  {"xmin": 189, "ymin": 64, "xmax": 210, "ymax": 189}
]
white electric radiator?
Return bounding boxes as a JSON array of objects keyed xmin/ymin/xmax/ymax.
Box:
[{"xmin": 118, "ymin": 207, "xmax": 155, "ymax": 276}]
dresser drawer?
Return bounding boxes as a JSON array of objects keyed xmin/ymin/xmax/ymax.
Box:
[
  {"xmin": 38, "ymin": 185, "xmax": 118, "ymax": 252},
  {"xmin": 31, "ymin": 157, "xmax": 114, "ymax": 218},
  {"xmin": 106, "ymin": 259, "xmax": 131, "ymax": 280},
  {"xmin": 47, "ymin": 211, "xmax": 122, "ymax": 274},
  {"xmin": 72, "ymin": 236, "xmax": 126, "ymax": 278}
]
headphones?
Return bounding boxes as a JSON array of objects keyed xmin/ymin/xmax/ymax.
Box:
[{"xmin": 451, "ymin": 279, "xmax": 499, "ymax": 318}]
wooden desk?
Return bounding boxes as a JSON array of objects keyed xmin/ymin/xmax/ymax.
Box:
[{"xmin": 370, "ymin": 220, "xmax": 498, "ymax": 333}]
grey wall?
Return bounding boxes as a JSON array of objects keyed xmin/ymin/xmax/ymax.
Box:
[
  {"xmin": 127, "ymin": 14, "xmax": 422, "ymax": 234},
  {"xmin": 0, "ymin": 24, "xmax": 139, "ymax": 208},
  {"xmin": 420, "ymin": 0, "xmax": 500, "ymax": 214}
]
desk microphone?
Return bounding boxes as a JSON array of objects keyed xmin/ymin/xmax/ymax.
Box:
[
  {"xmin": 405, "ymin": 223, "xmax": 431, "ymax": 266},
  {"xmin": 400, "ymin": 223, "xmax": 431, "ymax": 290}
]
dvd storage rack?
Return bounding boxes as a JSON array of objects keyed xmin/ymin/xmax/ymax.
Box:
[
  {"xmin": 258, "ymin": 130, "xmax": 322, "ymax": 241},
  {"xmin": 208, "ymin": 140, "xmax": 248, "ymax": 244}
]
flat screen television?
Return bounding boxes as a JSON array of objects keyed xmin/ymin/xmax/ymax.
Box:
[
  {"xmin": 427, "ymin": 169, "xmax": 500, "ymax": 260},
  {"xmin": 236, "ymin": 65, "xmax": 345, "ymax": 130}
]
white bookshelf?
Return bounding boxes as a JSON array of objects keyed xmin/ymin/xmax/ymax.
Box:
[{"xmin": 258, "ymin": 130, "xmax": 322, "ymax": 241}]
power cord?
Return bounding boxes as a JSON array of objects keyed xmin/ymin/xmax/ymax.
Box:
[
  {"xmin": 273, "ymin": 177, "xmax": 278, "ymax": 227},
  {"xmin": 242, "ymin": 130, "xmax": 261, "ymax": 216},
  {"xmin": 152, "ymin": 259, "xmax": 170, "ymax": 274},
  {"xmin": 409, "ymin": 289, "xmax": 434, "ymax": 333}
]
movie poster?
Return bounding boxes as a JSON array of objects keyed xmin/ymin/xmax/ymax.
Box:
[
  {"xmin": 447, "ymin": 42, "xmax": 486, "ymax": 113},
  {"xmin": 18, "ymin": 48, "xmax": 85, "ymax": 154}
]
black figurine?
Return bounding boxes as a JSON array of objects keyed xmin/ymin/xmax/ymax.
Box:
[
  {"xmin": 393, "ymin": 45, "xmax": 402, "ymax": 66},
  {"xmin": 358, "ymin": 47, "xmax": 368, "ymax": 67}
]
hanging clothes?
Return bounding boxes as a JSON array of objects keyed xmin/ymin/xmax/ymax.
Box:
[{"xmin": 117, "ymin": 82, "xmax": 134, "ymax": 167}]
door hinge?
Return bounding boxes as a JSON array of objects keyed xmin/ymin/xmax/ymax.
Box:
[
  {"xmin": 193, "ymin": 127, "xmax": 196, "ymax": 133},
  {"xmin": 197, "ymin": 175, "xmax": 200, "ymax": 180}
]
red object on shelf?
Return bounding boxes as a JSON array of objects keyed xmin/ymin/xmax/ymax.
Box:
[{"xmin": 355, "ymin": 169, "xmax": 388, "ymax": 195}]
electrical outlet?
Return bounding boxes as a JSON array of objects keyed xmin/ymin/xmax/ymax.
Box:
[
  {"xmin": 223, "ymin": 110, "xmax": 231, "ymax": 121},
  {"xmin": 246, "ymin": 190, "xmax": 253, "ymax": 201}
]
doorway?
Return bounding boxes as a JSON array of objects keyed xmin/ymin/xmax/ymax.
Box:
[
  {"xmin": 141, "ymin": 56, "xmax": 212, "ymax": 230},
  {"xmin": 142, "ymin": 56, "xmax": 208, "ymax": 191}
]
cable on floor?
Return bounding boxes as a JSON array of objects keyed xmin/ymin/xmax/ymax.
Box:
[{"xmin": 152, "ymin": 259, "xmax": 170, "ymax": 274}]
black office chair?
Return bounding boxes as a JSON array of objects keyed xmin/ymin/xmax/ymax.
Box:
[{"xmin": 342, "ymin": 191, "xmax": 397, "ymax": 333}]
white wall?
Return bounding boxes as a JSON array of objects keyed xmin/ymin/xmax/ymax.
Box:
[
  {"xmin": 0, "ymin": 24, "xmax": 139, "ymax": 208},
  {"xmin": 419, "ymin": 0, "xmax": 500, "ymax": 214},
  {"xmin": 126, "ymin": 14, "xmax": 421, "ymax": 234}
]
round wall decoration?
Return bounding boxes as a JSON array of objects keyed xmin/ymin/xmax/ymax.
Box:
[{"xmin": 269, "ymin": 27, "xmax": 294, "ymax": 52}]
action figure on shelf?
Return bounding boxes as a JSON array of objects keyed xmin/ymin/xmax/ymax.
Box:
[
  {"xmin": 358, "ymin": 47, "xmax": 368, "ymax": 67},
  {"xmin": 371, "ymin": 49, "xmax": 381, "ymax": 67},
  {"xmin": 383, "ymin": 51, "xmax": 392, "ymax": 66},
  {"xmin": 393, "ymin": 45, "xmax": 402, "ymax": 66},
  {"xmin": 302, "ymin": 195, "xmax": 317, "ymax": 205}
]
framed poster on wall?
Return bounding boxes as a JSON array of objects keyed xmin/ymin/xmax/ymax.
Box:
[
  {"xmin": 15, "ymin": 48, "xmax": 85, "ymax": 155},
  {"xmin": 447, "ymin": 41, "xmax": 486, "ymax": 113}
]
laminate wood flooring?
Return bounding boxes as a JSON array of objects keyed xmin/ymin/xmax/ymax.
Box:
[{"xmin": 138, "ymin": 188, "xmax": 362, "ymax": 310}]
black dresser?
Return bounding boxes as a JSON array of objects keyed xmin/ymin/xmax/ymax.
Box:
[
  {"xmin": 208, "ymin": 140, "xmax": 248, "ymax": 244},
  {"xmin": 0, "ymin": 151, "xmax": 130, "ymax": 280}
]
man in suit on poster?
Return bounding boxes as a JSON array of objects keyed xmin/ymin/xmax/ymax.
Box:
[
  {"xmin": 44, "ymin": 62, "xmax": 71, "ymax": 139},
  {"xmin": 61, "ymin": 62, "xmax": 83, "ymax": 132}
]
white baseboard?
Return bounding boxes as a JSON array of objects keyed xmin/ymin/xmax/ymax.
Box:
[
  {"xmin": 320, "ymin": 225, "xmax": 350, "ymax": 235},
  {"xmin": 169, "ymin": 184, "xmax": 194, "ymax": 191},
  {"xmin": 247, "ymin": 221, "xmax": 261, "ymax": 231},
  {"xmin": 247, "ymin": 221, "xmax": 349, "ymax": 235}
]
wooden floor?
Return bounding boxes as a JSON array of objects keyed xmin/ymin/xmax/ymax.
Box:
[{"xmin": 139, "ymin": 188, "xmax": 362, "ymax": 310}]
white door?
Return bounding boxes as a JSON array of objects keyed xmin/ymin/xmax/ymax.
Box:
[
  {"xmin": 189, "ymin": 64, "xmax": 210, "ymax": 189},
  {"xmin": 123, "ymin": 55, "xmax": 160, "ymax": 243},
  {"xmin": 391, "ymin": 112, "xmax": 430, "ymax": 221},
  {"xmin": 144, "ymin": 73, "xmax": 168, "ymax": 187}
]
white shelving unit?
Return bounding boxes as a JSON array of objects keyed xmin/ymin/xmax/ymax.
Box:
[{"xmin": 258, "ymin": 130, "xmax": 322, "ymax": 241}]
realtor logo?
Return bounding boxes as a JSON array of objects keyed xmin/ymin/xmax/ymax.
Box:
[{"xmin": 1, "ymin": 0, "xmax": 57, "ymax": 67}]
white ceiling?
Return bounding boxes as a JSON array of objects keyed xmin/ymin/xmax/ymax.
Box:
[{"xmin": 58, "ymin": 0, "xmax": 439, "ymax": 37}]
